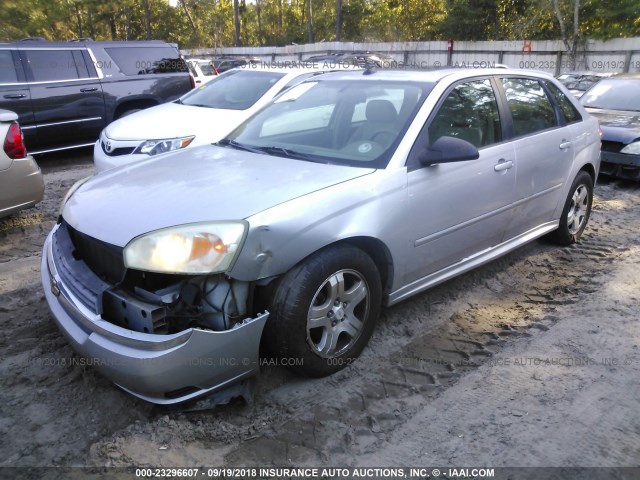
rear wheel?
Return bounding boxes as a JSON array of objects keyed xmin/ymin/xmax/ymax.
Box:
[
  {"xmin": 549, "ymin": 171, "xmax": 593, "ymax": 245},
  {"xmin": 264, "ymin": 245, "xmax": 381, "ymax": 377}
]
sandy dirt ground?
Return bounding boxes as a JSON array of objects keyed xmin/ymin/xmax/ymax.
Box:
[{"xmin": 0, "ymin": 150, "xmax": 638, "ymax": 475}]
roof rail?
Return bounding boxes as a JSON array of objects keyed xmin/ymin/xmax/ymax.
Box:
[
  {"xmin": 68, "ymin": 37, "xmax": 94, "ymax": 42},
  {"xmin": 18, "ymin": 37, "xmax": 47, "ymax": 42}
]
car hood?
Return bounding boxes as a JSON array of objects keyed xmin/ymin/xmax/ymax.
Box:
[
  {"xmin": 104, "ymin": 102, "xmax": 249, "ymax": 143},
  {"xmin": 586, "ymin": 108, "xmax": 640, "ymax": 144},
  {"xmin": 63, "ymin": 145, "xmax": 375, "ymax": 247}
]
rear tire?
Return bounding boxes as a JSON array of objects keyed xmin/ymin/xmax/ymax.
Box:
[
  {"xmin": 264, "ymin": 245, "xmax": 381, "ymax": 377},
  {"xmin": 549, "ymin": 170, "xmax": 593, "ymax": 246}
]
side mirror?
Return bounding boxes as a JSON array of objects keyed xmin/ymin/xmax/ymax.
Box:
[{"xmin": 420, "ymin": 136, "xmax": 480, "ymax": 166}]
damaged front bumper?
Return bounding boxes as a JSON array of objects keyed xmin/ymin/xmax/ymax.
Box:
[
  {"xmin": 41, "ymin": 225, "xmax": 269, "ymax": 405},
  {"xmin": 600, "ymin": 151, "xmax": 640, "ymax": 180}
]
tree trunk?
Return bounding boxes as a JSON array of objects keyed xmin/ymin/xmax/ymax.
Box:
[
  {"xmin": 234, "ymin": 0, "xmax": 241, "ymax": 46},
  {"xmin": 75, "ymin": 7, "xmax": 83, "ymax": 38},
  {"xmin": 143, "ymin": 0, "xmax": 152, "ymax": 40},
  {"xmin": 278, "ymin": 0, "xmax": 283, "ymax": 39},
  {"xmin": 181, "ymin": 0, "xmax": 197, "ymax": 32},
  {"xmin": 87, "ymin": 8, "xmax": 95, "ymax": 39},
  {"xmin": 307, "ymin": 0, "xmax": 314, "ymax": 44},
  {"xmin": 124, "ymin": 5, "xmax": 132, "ymax": 40},
  {"xmin": 256, "ymin": 0, "xmax": 262, "ymax": 45},
  {"xmin": 336, "ymin": 0, "xmax": 342, "ymax": 41},
  {"xmin": 109, "ymin": 13, "xmax": 117, "ymax": 40},
  {"xmin": 552, "ymin": 0, "xmax": 581, "ymax": 69}
]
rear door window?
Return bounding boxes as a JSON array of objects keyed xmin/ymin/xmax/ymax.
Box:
[
  {"xmin": 0, "ymin": 50, "xmax": 19, "ymax": 83},
  {"xmin": 502, "ymin": 78, "xmax": 557, "ymax": 137},
  {"xmin": 23, "ymin": 50, "xmax": 80, "ymax": 82}
]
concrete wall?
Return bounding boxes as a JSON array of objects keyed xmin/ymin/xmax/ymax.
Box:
[{"xmin": 183, "ymin": 37, "xmax": 640, "ymax": 75}]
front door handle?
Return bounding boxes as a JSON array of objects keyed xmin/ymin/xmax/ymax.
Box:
[
  {"xmin": 494, "ymin": 160, "xmax": 513, "ymax": 172},
  {"xmin": 3, "ymin": 93, "xmax": 26, "ymax": 99},
  {"xmin": 80, "ymin": 87, "xmax": 98, "ymax": 93}
]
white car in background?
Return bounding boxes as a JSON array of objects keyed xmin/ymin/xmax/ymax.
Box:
[
  {"xmin": 94, "ymin": 65, "xmax": 350, "ymax": 172},
  {"xmin": 187, "ymin": 58, "xmax": 217, "ymax": 85}
]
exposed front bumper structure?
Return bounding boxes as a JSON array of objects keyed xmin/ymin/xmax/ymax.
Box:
[
  {"xmin": 41, "ymin": 225, "xmax": 268, "ymax": 405},
  {"xmin": 600, "ymin": 151, "xmax": 640, "ymax": 181}
]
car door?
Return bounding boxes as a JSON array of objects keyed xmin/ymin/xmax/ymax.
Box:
[
  {"xmin": 404, "ymin": 78, "xmax": 516, "ymax": 285},
  {"xmin": 498, "ymin": 77, "xmax": 575, "ymax": 239},
  {"xmin": 19, "ymin": 47, "xmax": 105, "ymax": 153},
  {"xmin": 0, "ymin": 48, "xmax": 36, "ymax": 146}
]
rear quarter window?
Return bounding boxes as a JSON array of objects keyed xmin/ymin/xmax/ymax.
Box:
[
  {"xmin": 104, "ymin": 47, "xmax": 188, "ymax": 75},
  {"xmin": 544, "ymin": 81, "xmax": 582, "ymax": 124}
]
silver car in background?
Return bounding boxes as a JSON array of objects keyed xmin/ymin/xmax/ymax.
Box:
[
  {"xmin": 43, "ymin": 69, "xmax": 600, "ymax": 404},
  {"xmin": 0, "ymin": 109, "xmax": 43, "ymax": 219}
]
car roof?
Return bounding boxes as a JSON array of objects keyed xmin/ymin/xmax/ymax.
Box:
[
  {"xmin": 0, "ymin": 39, "xmax": 173, "ymax": 48},
  {"xmin": 302, "ymin": 67, "xmax": 540, "ymax": 84},
  {"xmin": 606, "ymin": 73, "xmax": 640, "ymax": 80},
  {"xmin": 228, "ymin": 63, "xmax": 362, "ymax": 75}
]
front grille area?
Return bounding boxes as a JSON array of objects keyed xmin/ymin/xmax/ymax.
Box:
[
  {"xmin": 101, "ymin": 141, "xmax": 135, "ymax": 157},
  {"xmin": 601, "ymin": 140, "xmax": 624, "ymax": 153},
  {"xmin": 52, "ymin": 222, "xmax": 112, "ymax": 313},
  {"xmin": 64, "ymin": 220, "xmax": 126, "ymax": 285}
]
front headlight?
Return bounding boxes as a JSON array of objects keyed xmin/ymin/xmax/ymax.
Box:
[
  {"xmin": 133, "ymin": 136, "xmax": 195, "ymax": 156},
  {"xmin": 124, "ymin": 222, "xmax": 247, "ymax": 274},
  {"xmin": 620, "ymin": 141, "xmax": 640, "ymax": 155}
]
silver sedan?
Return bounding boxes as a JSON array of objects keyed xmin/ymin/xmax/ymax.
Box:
[{"xmin": 42, "ymin": 69, "xmax": 600, "ymax": 404}]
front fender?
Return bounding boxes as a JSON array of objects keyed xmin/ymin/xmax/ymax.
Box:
[{"xmin": 229, "ymin": 168, "xmax": 409, "ymax": 285}]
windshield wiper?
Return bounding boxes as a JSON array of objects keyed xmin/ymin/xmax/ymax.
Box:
[
  {"xmin": 254, "ymin": 146, "xmax": 315, "ymax": 161},
  {"xmin": 216, "ymin": 140, "xmax": 323, "ymax": 162},
  {"xmin": 216, "ymin": 139, "xmax": 264, "ymax": 154}
]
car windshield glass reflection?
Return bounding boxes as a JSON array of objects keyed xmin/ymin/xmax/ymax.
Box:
[
  {"xmin": 181, "ymin": 70, "xmax": 286, "ymax": 110},
  {"xmin": 581, "ymin": 79, "xmax": 640, "ymax": 111},
  {"xmin": 224, "ymin": 79, "xmax": 430, "ymax": 168}
]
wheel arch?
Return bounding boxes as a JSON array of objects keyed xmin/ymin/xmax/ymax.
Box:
[
  {"xmin": 580, "ymin": 162, "xmax": 597, "ymax": 184},
  {"xmin": 336, "ymin": 236, "xmax": 394, "ymax": 297},
  {"xmin": 113, "ymin": 98, "xmax": 159, "ymax": 119},
  {"xmin": 250, "ymin": 235, "xmax": 395, "ymax": 313}
]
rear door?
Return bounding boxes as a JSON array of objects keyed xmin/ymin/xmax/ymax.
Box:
[
  {"xmin": 498, "ymin": 77, "xmax": 575, "ymax": 238},
  {"xmin": 20, "ymin": 47, "xmax": 105, "ymax": 153},
  {"xmin": 0, "ymin": 48, "xmax": 36, "ymax": 146}
]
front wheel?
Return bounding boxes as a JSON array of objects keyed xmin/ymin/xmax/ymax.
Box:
[
  {"xmin": 549, "ymin": 170, "xmax": 593, "ymax": 246},
  {"xmin": 264, "ymin": 245, "xmax": 381, "ymax": 377}
]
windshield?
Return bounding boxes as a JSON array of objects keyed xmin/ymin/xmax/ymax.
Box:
[
  {"xmin": 198, "ymin": 62, "xmax": 215, "ymax": 76},
  {"xmin": 581, "ymin": 79, "xmax": 640, "ymax": 111},
  {"xmin": 180, "ymin": 70, "xmax": 285, "ymax": 110},
  {"xmin": 223, "ymin": 79, "xmax": 431, "ymax": 168}
]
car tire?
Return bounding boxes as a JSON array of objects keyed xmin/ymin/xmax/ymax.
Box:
[
  {"xmin": 264, "ymin": 244, "xmax": 381, "ymax": 377},
  {"xmin": 549, "ymin": 170, "xmax": 593, "ymax": 246}
]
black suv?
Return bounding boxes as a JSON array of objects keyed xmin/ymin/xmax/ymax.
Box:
[{"xmin": 0, "ymin": 39, "xmax": 194, "ymax": 155}]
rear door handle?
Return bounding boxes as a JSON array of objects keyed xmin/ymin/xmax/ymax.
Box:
[
  {"xmin": 80, "ymin": 87, "xmax": 98, "ymax": 93},
  {"xmin": 494, "ymin": 160, "xmax": 513, "ymax": 172},
  {"xmin": 3, "ymin": 94, "xmax": 26, "ymax": 99},
  {"xmin": 559, "ymin": 140, "xmax": 572, "ymax": 149}
]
